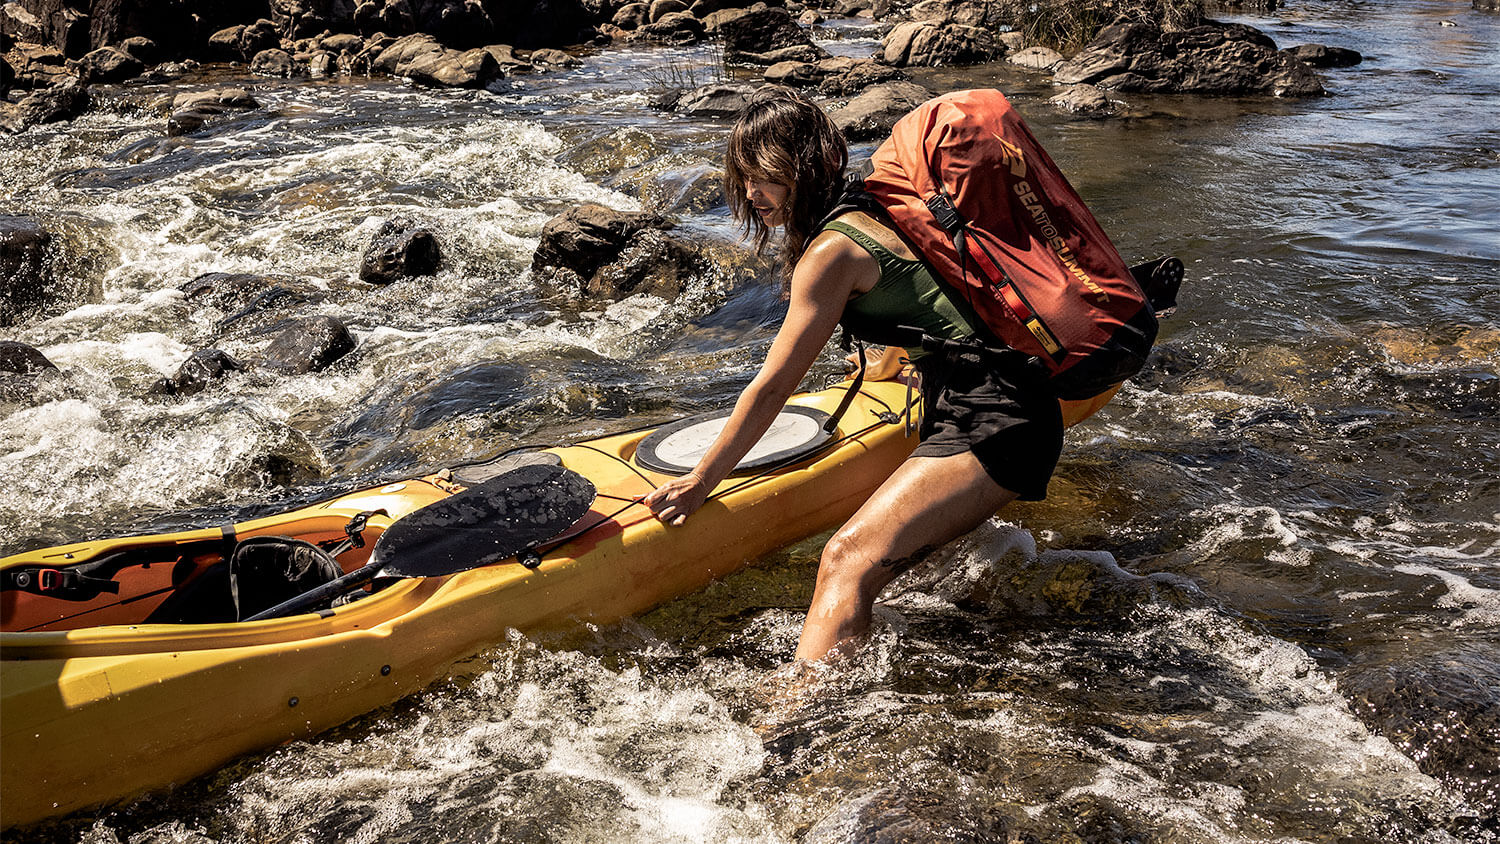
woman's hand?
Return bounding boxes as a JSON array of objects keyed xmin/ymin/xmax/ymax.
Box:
[
  {"xmin": 845, "ymin": 345, "xmax": 908, "ymax": 382},
  {"xmin": 641, "ymin": 472, "xmax": 711, "ymax": 526}
]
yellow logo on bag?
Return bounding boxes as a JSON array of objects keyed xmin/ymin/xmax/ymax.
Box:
[{"xmin": 992, "ymin": 133, "xmax": 1027, "ymax": 179}]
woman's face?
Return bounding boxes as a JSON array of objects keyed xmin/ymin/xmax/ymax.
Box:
[{"xmin": 744, "ymin": 178, "xmax": 790, "ymax": 228}]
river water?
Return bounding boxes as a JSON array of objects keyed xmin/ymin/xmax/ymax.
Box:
[{"xmin": 3, "ymin": 0, "xmax": 1497, "ymax": 840}]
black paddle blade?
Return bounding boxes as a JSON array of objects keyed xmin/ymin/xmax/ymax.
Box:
[{"xmin": 377, "ymin": 463, "xmax": 596, "ymax": 579}]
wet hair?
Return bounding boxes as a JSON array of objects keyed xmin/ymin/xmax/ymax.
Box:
[{"xmin": 724, "ymin": 88, "xmax": 848, "ymax": 289}]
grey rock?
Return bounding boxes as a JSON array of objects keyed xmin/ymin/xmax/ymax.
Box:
[
  {"xmin": 720, "ymin": 7, "xmax": 827, "ymax": 64},
  {"xmin": 532, "ymin": 203, "xmax": 701, "ymax": 301},
  {"xmin": 2, "ymin": 77, "xmax": 89, "ymax": 133},
  {"xmin": 320, "ymin": 32, "xmax": 364, "ymax": 53},
  {"xmin": 674, "ymin": 81, "xmax": 757, "ymax": 117},
  {"xmin": 359, "ymin": 218, "xmax": 443, "ymax": 283},
  {"xmin": 118, "ymin": 36, "xmax": 161, "ymax": 64},
  {"xmin": 612, "ymin": 3, "xmax": 648, "ymax": 29},
  {"xmin": 1049, "ymin": 83, "xmax": 1114, "ymax": 115},
  {"xmin": 828, "ymin": 80, "xmax": 932, "ymax": 140},
  {"xmin": 881, "ymin": 20, "xmax": 1000, "ymax": 67},
  {"xmin": 1007, "ymin": 45, "xmax": 1063, "ymax": 71}
]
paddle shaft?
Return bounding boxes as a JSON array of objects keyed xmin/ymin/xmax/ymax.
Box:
[{"xmin": 243, "ymin": 562, "xmax": 381, "ymax": 622}]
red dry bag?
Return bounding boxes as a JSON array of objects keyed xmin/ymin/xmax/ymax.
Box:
[{"xmin": 863, "ymin": 88, "xmax": 1157, "ymax": 399}]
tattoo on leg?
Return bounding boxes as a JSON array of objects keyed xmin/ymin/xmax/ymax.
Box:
[{"xmin": 878, "ymin": 544, "xmax": 938, "ymax": 576}]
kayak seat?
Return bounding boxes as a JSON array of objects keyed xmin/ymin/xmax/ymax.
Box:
[{"xmin": 149, "ymin": 537, "xmax": 343, "ymax": 624}]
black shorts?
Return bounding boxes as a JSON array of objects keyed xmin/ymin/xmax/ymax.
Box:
[{"xmin": 911, "ymin": 348, "xmax": 1063, "ymax": 501}]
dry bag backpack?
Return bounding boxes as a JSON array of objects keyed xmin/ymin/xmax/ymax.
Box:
[{"xmin": 862, "ymin": 88, "xmax": 1158, "ymax": 400}]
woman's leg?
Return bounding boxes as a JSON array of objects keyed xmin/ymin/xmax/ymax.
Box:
[{"xmin": 795, "ymin": 450, "xmax": 1018, "ymax": 661}]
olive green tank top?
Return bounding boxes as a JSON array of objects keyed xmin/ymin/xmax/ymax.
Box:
[{"xmin": 825, "ymin": 220, "xmax": 983, "ymax": 359}]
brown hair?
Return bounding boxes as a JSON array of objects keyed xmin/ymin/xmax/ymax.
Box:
[{"xmin": 724, "ymin": 88, "xmax": 848, "ymax": 289}]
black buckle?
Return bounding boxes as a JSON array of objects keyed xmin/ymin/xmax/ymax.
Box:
[{"xmin": 925, "ymin": 192, "xmax": 966, "ymax": 233}]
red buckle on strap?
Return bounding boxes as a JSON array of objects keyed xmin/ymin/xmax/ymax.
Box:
[{"xmin": 36, "ymin": 569, "xmax": 62, "ymax": 591}]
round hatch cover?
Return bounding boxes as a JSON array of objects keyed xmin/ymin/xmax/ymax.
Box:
[{"xmin": 635, "ymin": 406, "xmax": 834, "ymax": 476}]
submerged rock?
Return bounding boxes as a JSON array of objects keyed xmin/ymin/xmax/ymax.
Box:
[
  {"xmin": 149, "ymin": 348, "xmax": 245, "ymax": 397},
  {"xmin": 359, "ymin": 218, "xmax": 443, "ymax": 284},
  {"xmin": 532, "ymin": 204, "xmax": 701, "ymax": 300},
  {"xmin": 1282, "ymin": 43, "xmax": 1363, "ymax": 68},
  {"xmin": 255, "ymin": 314, "xmax": 356, "ymax": 374},
  {"xmin": 167, "ymin": 87, "xmax": 259, "ymax": 136},
  {"xmin": 1049, "ymin": 83, "xmax": 1116, "ymax": 115},
  {"xmin": 1054, "ymin": 20, "xmax": 1325, "ymax": 97}
]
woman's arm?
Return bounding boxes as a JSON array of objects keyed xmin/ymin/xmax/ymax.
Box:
[{"xmin": 643, "ymin": 233, "xmax": 878, "ymax": 525}]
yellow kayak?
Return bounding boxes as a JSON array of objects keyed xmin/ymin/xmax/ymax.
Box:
[{"xmin": 0, "ymin": 379, "xmax": 916, "ymax": 830}]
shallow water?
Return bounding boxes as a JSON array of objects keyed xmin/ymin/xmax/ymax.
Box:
[{"xmin": 4, "ymin": 0, "xmax": 1498, "ymax": 840}]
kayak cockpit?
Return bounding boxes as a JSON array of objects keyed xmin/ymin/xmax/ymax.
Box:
[{"xmin": 1, "ymin": 511, "xmax": 390, "ymax": 634}]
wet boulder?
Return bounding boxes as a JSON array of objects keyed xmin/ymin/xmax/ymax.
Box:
[
  {"xmin": 167, "ymin": 87, "xmax": 259, "ymax": 136},
  {"xmin": 0, "ymin": 77, "xmax": 89, "ymax": 133},
  {"xmin": 719, "ymin": 7, "xmax": 829, "ymax": 65},
  {"xmin": 320, "ymin": 32, "xmax": 364, "ymax": 53},
  {"xmin": 118, "ymin": 36, "xmax": 161, "ymax": 64},
  {"xmin": 612, "ymin": 3, "xmax": 648, "ymax": 29},
  {"xmin": 532, "ymin": 204, "xmax": 702, "ymax": 301},
  {"xmin": 1282, "ymin": 43, "xmax": 1362, "ymax": 68},
  {"xmin": 827, "ymin": 80, "xmax": 932, "ymax": 141},
  {"xmin": 1478, "ymin": 0, "xmax": 1499, "ymax": 10},
  {"xmin": 648, "ymin": 0, "xmax": 689, "ymax": 21},
  {"xmin": 371, "ymin": 33, "xmax": 501, "ymax": 87},
  {"xmin": 880, "ymin": 20, "xmax": 1001, "ymax": 67},
  {"xmin": 668, "ymin": 81, "xmax": 757, "ymax": 117},
  {"xmin": 480, "ymin": 43, "xmax": 533, "ymax": 73},
  {"xmin": 0, "ymin": 216, "xmax": 57, "ymax": 327},
  {"xmin": 149, "ymin": 348, "xmax": 244, "ymax": 397},
  {"xmin": 359, "ymin": 218, "xmax": 443, "ymax": 284},
  {"xmin": 1053, "ymin": 20, "xmax": 1325, "ymax": 97},
  {"xmin": 79, "ymin": 46, "xmax": 144, "ymax": 82},
  {"xmin": 181, "ymin": 271, "xmax": 287, "ymax": 312},
  {"xmin": 528, "ymin": 48, "xmax": 579, "ymax": 69},
  {"xmin": 255, "ymin": 314, "xmax": 356, "ymax": 374},
  {"xmin": 4, "ymin": 43, "xmax": 75, "ymax": 89},
  {"xmin": 1049, "ymin": 83, "xmax": 1115, "ymax": 115},
  {"xmin": 0, "ymin": 340, "xmax": 54, "ymax": 374},
  {"xmin": 0, "ymin": 340, "xmax": 60, "ymax": 403}
]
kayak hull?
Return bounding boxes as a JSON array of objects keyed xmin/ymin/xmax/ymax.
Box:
[{"xmin": 0, "ymin": 381, "xmax": 916, "ymax": 829}]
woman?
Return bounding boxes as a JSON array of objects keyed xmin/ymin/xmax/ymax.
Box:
[{"xmin": 642, "ymin": 88, "xmax": 1075, "ymax": 662}]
